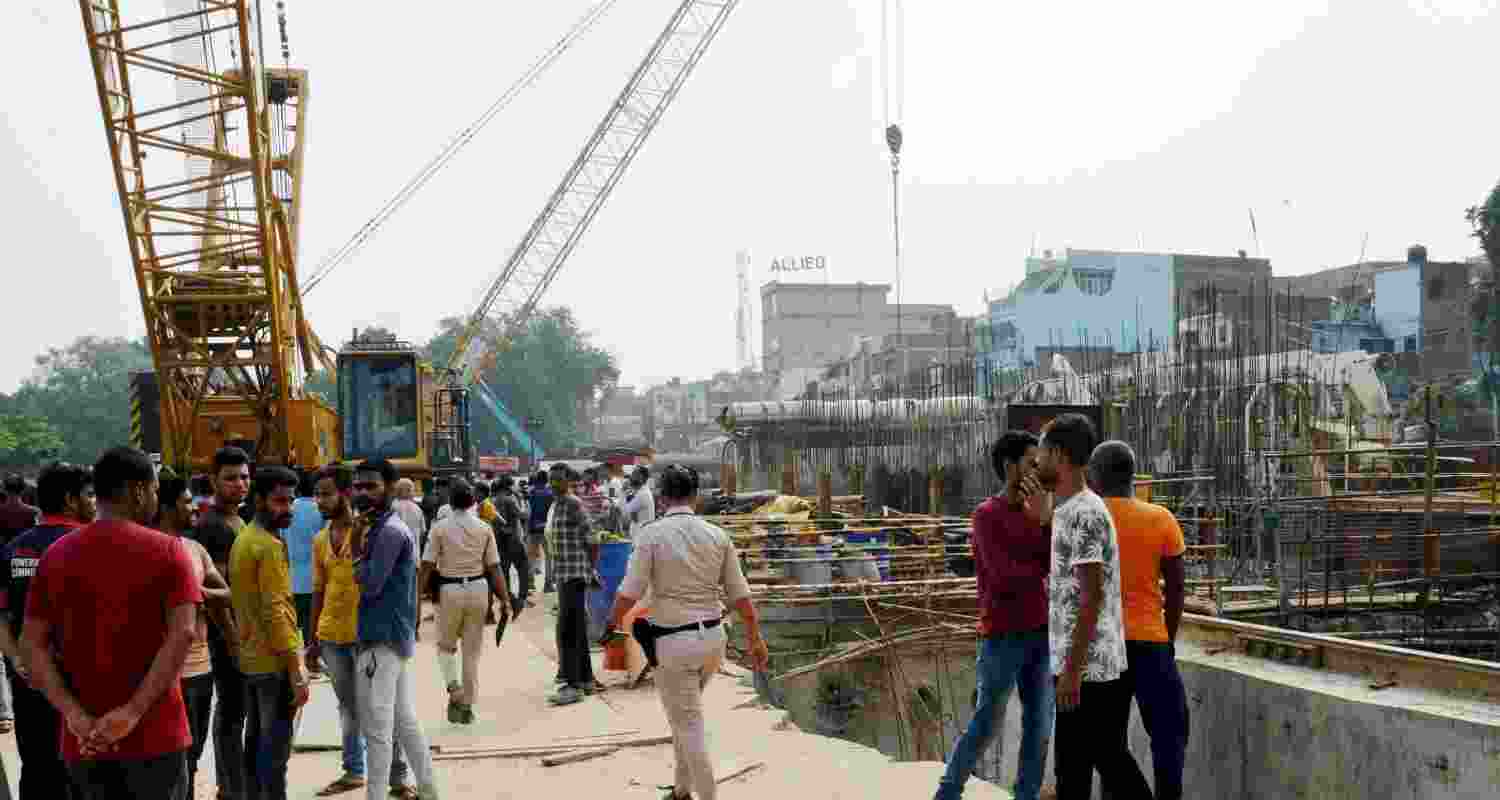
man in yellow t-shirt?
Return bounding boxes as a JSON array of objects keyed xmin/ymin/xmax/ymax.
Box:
[
  {"xmin": 306, "ymin": 466, "xmax": 411, "ymax": 798},
  {"xmin": 227, "ymin": 466, "xmax": 309, "ymax": 800},
  {"xmin": 1090, "ymin": 440, "xmax": 1188, "ymax": 800}
]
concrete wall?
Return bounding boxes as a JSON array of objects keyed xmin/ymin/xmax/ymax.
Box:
[
  {"xmin": 963, "ymin": 639, "xmax": 1500, "ymax": 799},
  {"xmin": 1421, "ymin": 260, "xmax": 1476, "ymax": 380}
]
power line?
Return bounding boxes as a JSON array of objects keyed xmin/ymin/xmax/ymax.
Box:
[{"xmin": 302, "ymin": 0, "xmax": 620, "ymax": 295}]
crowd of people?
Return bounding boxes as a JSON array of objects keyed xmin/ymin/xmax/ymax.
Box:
[
  {"xmin": 934, "ymin": 413, "xmax": 1190, "ymax": 800},
  {"xmin": 0, "ymin": 449, "xmax": 766, "ymax": 800}
]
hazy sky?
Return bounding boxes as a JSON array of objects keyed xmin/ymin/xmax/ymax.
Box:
[{"xmin": 3, "ymin": 0, "xmax": 1497, "ymax": 394}]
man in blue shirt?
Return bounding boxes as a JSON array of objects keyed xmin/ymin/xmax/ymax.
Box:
[
  {"xmin": 351, "ymin": 459, "xmax": 439, "ymax": 800},
  {"xmin": 286, "ymin": 470, "xmax": 322, "ymax": 659},
  {"xmin": 527, "ymin": 472, "xmax": 555, "ymax": 593}
]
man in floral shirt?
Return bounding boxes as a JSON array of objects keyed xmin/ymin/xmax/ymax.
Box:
[{"xmin": 1035, "ymin": 414, "xmax": 1150, "ymax": 800}]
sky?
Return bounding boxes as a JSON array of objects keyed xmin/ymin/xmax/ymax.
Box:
[{"xmin": 3, "ymin": 0, "xmax": 1498, "ymax": 394}]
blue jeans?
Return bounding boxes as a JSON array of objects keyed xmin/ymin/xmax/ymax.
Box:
[
  {"xmin": 243, "ymin": 673, "xmax": 295, "ymax": 800},
  {"xmin": 935, "ymin": 629, "xmax": 1053, "ymax": 800},
  {"xmin": 1125, "ymin": 641, "xmax": 1190, "ymax": 800},
  {"xmin": 323, "ymin": 642, "xmax": 409, "ymax": 784}
]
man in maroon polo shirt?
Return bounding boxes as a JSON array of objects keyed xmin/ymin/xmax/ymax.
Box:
[
  {"xmin": 934, "ymin": 430, "xmax": 1056, "ymax": 800},
  {"xmin": 22, "ymin": 446, "xmax": 200, "ymax": 799}
]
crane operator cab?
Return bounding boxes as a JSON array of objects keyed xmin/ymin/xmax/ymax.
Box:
[{"xmin": 337, "ymin": 330, "xmax": 470, "ymax": 479}]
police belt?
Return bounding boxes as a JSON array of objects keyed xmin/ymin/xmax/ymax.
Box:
[{"xmin": 631, "ymin": 617, "xmax": 721, "ymax": 668}]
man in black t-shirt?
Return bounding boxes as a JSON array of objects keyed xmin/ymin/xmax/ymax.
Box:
[
  {"xmin": 192, "ymin": 446, "xmax": 251, "ymax": 800},
  {"xmin": 0, "ymin": 463, "xmax": 94, "ymax": 799}
]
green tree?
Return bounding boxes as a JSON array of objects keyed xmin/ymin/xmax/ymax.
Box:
[
  {"xmin": 1467, "ymin": 183, "xmax": 1500, "ymax": 440},
  {"xmin": 3, "ymin": 336, "xmax": 153, "ymax": 464},
  {"xmin": 424, "ymin": 307, "xmax": 619, "ymax": 455},
  {"xmin": 0, "ymin": 415, "xmax": 65, "ymax": 467}
]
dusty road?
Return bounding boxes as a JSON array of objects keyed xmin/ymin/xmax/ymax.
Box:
[{"xmin": 0, "ymin": 594, "xmax": 1011, "ymax": 799}]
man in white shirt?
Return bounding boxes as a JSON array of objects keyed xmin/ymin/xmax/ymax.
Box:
[
  {"xmin": 1035, "ymin": 413, "xmax": 1149, "ymax": 800},
  {"xmin": 622, "ymin": 466, "xmax": 656, "ymax": 535},
  {"xmin": 392, "ymin": 479, "xmax": 426, "ymax": 548}
]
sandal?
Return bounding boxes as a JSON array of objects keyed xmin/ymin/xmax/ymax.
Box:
[
  {"xmin": 316, "ymin": 774, "xmax": 366, "ymax": 796},
  {"xmin": 0, "ymin": 720, "xmax": 12, "ymax": 734},
  {"xmin": 389, "ymin": 786, "xmax": 419, "ymax": 800}
]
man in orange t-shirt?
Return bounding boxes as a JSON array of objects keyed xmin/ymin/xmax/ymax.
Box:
[{"xmin": 1090, "ymin": 440, "xmax": 1189, "ymax": 800}]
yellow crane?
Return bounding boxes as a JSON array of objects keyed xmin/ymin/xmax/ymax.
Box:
[
  {"xmin": 81, "ymin": 0, "xmax": 738, "ymax": 476},
  {"xmin": 78, "ymin": 0, "xmax": 342, "ymax": 470}
]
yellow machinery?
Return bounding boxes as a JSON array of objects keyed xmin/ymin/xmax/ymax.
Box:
[
  {"xmin": 79, "ymin": 1, "xmax": 356, "ymax": 471},
  {"xmin": 83, "ymin": 0, "xmax": 736, "ymax": 475}
]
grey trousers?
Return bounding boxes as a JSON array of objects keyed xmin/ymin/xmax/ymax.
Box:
[
  {"xmin": 656, "ymin": 625, "xmax": 727, "ymax": 800},
  {"xmin": 355, "ymin": 644, "xmax": 438, "ymax": 800}
]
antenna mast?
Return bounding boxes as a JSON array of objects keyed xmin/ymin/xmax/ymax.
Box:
[{"xmin": 736, "ymin": 249, "xmax": 755, "ymax": 371}]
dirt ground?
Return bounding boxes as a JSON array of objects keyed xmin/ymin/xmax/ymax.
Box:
[{"xmin": 0, "ymin": 593, "xmax": 1012, "ymax": 799}]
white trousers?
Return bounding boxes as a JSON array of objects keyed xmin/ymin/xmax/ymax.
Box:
[
  {"xmin": 656, "ymin": 624, "xmax": 727, "ymax": 800},
  {"xmin": 356, "ymin": 644, "xmax": 438, "ymax": 800}
]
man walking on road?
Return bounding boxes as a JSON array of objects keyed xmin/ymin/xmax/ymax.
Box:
[
  {"xmin": 527, "ymin": 472, "xmax": 555, "ymax": 593},
  {"xmin": 1092, "ymin": 440, "xmax": 1190, "ymax": 800},
  {"xmin": 0, "ymin": 462, "xmax": 95, "ymax": 799},
  {"xmin": 545, "ymin": 463, "xmax": 599, "ymax": 707},
  {"xmin": 23, "ymin": 446, "xmax": 200, "ymax": 799},
  {"xmin": 351, "ymin": 459, "xmax": 439, "ymax": 800},
  {"xmin": 1036, "ymin": 415, "xmax": 1150, "ymax": 800},
  {"xmin": 934, "ymin": 431, "xmax": 1055, "ymax": 800},
  {"xmin": 418, "ymin": 479, "xmax": 509, "ymax": 725},
  {"xmin": 230, "ymin": 466, "xmax": 312, "ymax": 800},
  {"xmin": 606, "ymin": 464, "xmax": 770, "ymax": 800},
  {"xmin": 491, "ymin": 476, "xmax": 531, "ymax": 615},
  {"xmin": 194, "ymin": 446, "xmax": 251, "ymax": 800}
]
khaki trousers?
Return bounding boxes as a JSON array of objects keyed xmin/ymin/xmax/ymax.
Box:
[
  {"xmin": 436, "ymin": 579, "xmax": 489, "ymax": 705},
  {"xmin": 656, "ymin": 624, "xmax": 727, "ymax": 800}
]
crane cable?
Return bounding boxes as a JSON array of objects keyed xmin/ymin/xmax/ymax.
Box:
[{"xmin": 302, "ymin": 0, "xmax": 620, "ymax": 295}]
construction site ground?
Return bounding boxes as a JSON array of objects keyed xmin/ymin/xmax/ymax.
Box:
[{"xmin": 0, "ymin": 591, "xmax": 1009, "ymax": 799}]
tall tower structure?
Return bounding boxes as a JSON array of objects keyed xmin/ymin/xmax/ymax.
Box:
[{"xmin": 736, "ymin": 250, "xmax": 755, "ymax": 371}]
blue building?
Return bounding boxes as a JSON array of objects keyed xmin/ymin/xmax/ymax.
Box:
[{"xmin": 977, "ymin": 249, "xmax": 1272, "ymax": 370}]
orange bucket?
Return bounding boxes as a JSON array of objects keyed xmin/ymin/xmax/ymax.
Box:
[{"xmin": 603, "ymin": 637, "xmax": 627, "ymax": 671}]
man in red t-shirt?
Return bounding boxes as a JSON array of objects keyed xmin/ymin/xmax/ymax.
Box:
[
  {"xmin": 22, "ymin": 446, "xmax": 200, "ymax": 799},
  {"xmin": 934, "ymin": 431, "xmax": 1055, "ymax": 800}
]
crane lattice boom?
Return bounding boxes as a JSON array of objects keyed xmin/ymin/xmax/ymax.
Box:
[
  {"xmin": 78, "ymin": 0, "xmax": 330, "ymax": 467},
  {"xmin": 449, "ymin": 0, "xmax": 740, "ymax": 379}
]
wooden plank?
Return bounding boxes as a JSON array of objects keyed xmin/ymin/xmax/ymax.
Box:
[
  {"xmin": 717, "ymin": 761, "xmax": 766, "ymax": 784},
  {"xmin": 433, "ymin": 734, "xmax": 672, "ymax": 760},
  {"xmin": 553, "ymin": 729, "xmax": 641, "ymax": 742},
  {"xmin": 541, "ymin": 746, "xmax": 621, "ymax": 767}
]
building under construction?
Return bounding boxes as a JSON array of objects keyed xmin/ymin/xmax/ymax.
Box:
[{"xmin": 712, "ymin": 280, "xmax": 1500, "ymax": 794}]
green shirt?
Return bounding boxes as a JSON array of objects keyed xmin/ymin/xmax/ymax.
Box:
[{"xmin": 229, "ymin": 521, "xmax": 303, "ymax": 675}]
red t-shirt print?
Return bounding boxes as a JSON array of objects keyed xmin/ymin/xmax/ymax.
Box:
[{"xmin": 26, "ymin": 519, "xmax": 202, "ymax": 762}]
